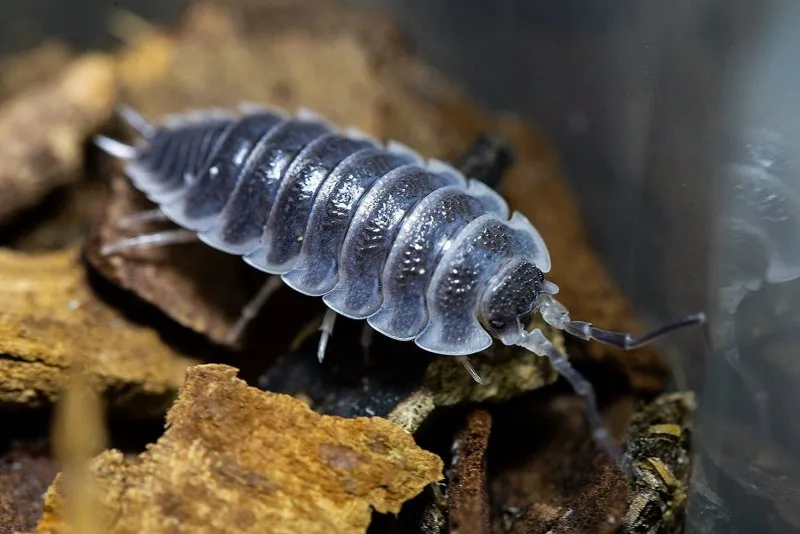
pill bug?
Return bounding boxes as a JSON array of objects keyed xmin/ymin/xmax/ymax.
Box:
[{"xmin": 96, "ymin": 103, "xmax": 705, "ymax": 467}]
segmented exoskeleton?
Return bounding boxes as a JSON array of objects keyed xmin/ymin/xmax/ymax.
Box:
[{"xmin": 96, "ymin": 103, "xmax": 705, "ymax": 468}]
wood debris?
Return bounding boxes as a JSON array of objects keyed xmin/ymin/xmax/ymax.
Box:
[
  {"xmin": 36, "ymin": 364, "xmax": 443, "ymax": 534},
  {"xmin": 0, "ymin": 53, "xmax": 116, "ymax": 225},
  {"xmin": 0, "ymin": 247, "xmax": 195, "ymax": 414}
]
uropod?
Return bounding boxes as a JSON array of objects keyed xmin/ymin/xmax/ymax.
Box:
[{"xmin": 96, "ymin": 103, "xmax": 705, "ymax": 466}]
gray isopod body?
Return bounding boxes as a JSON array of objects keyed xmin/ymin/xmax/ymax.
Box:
[{"xmin": 96, "ymin": 102, "xmax": 705, "ymax": 468}]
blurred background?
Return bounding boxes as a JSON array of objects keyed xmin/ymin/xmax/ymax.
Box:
[{"xmin": 2, "ymin": 1, "xmax": 800, "ymax": 532}]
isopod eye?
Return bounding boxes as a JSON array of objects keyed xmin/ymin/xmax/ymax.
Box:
[{"xmin": 489, "ymin": 319, "xmax": 506, "ymax": 331}]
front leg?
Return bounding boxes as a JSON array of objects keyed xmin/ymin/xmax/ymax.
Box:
[{"xmin": 517, "ymin": 328, "xmax": 623, "ymax": 468}]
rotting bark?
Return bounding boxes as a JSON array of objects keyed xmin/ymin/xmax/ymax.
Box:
[
  {"xmin": 622, "ymin": 392, "xmax": 695, "ymax": 534},
  {"xmin": 0, "ymin": 247, "xmax": 196, "ymax": 414},
  {"xmin": 0, "ymin": 53, "xmax": 115, "ymax": 225},
  {"xmin": 0, "ymin": 440, "xmax": 58, "ymax": 534},
  {"xmin": 37, "ymin": 364, "xmax": 443, "ymax": 534},
  {"xmin": 489, "ymin": 395, "xmax": 631, "ymax": 534},
  {"xmin": 448, "ymin": 410, "xmax": 492, "ymax": 534}
]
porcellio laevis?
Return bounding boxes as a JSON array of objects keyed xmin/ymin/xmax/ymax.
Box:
[{"xmin": 96, "ymin": 103, "xmax": 705, "ymax": 466}]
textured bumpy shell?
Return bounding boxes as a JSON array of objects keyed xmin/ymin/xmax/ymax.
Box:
[{"xmin": 125, "ymin": 104, "xmax": 551, "ymax": 356}]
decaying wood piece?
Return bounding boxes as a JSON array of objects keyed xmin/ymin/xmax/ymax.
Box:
[
  {"xmin": 0, "ymin": 53, "xmax": 116, "ymax": 225},
  {"xmin": 490, "ymin": 395, "xmax": 631, "ymax": 534},
  {"xmin": 448, "ymin": 410, "xmax": 492, "ymax": 534},
  {"xmin": 36, "ymin": 364, "xmax": 443, "ymax": 534},
  {"xmin": 0, "ymin": 247, "xmax": 196, "ymax": 414},
  {"xmin": 0, "ymin": 440, "xmax": 58, "ymax": 534},
  {"xmin": 0, "ymin": 41, "xmax": 74, "ymax": 101},
  {"xmin": 622, "ymin": 392, "xmax": 695, "ymax": 534}
]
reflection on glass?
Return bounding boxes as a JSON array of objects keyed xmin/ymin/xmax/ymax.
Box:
[{"xmin": 690, "ymin": 4, "xmax": 800, "ymax": 531}]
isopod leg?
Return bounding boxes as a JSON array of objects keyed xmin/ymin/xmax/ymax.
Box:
[
  {"xmin": 99, "ymin": 229, "xmax": 198, "ymax": 256},
  {"xmin": 226, "ymin": 275, "xmax": 283, "ymax": 345},
  {"xmin": 530, "ymin": 293, "xmax": 705, "ymax": 468},
  {"xmin": 359, "ymin": 322, "xmax": 374, "ymax": 364},
  {"xmin": 317, "ymin": 307, "xmax": 338, "ymax": 363},
  {"xmin": 517, "ymin": 328, "xmax": 624, "ymax": 469},
  {"xmin": 116, "ymin": 209, "xmax": 171, "ymax": 229},
  {"xmin": 289, "ymin": 313, "xmax": 324, "ymax": 351},
  {"xmin": 452, "ymin": 133, "xmax": 515, "ymax": 190},
  {"xmin": 118, "ymin": 105, "xmax": 156, "ymax": 138},
  {"xmin": 95, "ymin": 105, "xmax": 155, "ymax": 159},
  {"xmin": 95, "ymin": 135, "xmax": 137, "ymax": 160},
  {"xmin": 456, "ymin": 356, "xmax": 485, "ymax": 385}
]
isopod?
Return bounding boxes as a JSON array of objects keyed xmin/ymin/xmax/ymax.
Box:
[{"xmin": 95, "ymin": 103, "xmax": 705, "ymax": 467}]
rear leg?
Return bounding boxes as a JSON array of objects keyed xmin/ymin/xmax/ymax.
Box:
[
  {"xmin": 116, "ymin": 209, "xmax": 171, "ymax": 229},
  {"xmin": 100, "ymin": 229, "xmax": 198, "ymax": 256},
  {"xmin": 226, "ymin": 275, "xmax": 284, "ymax": 345},
  {"xmin": 98, "ymin": 105, "xmax": 287, "ymax": 347},
  {"xmin": 94, "ymin": 105, "xmax": 155, "ymax": 158},
  {"xmin": 95, "ymin": 135, "xmax": 138, "ymax": 160},
  {"xmin": 96, "ymin": 107, "xmax": 180, "ymax": 253},
  {"xmin": 118, "ymin": 105, "xmax": 156, "ymax": 139}
]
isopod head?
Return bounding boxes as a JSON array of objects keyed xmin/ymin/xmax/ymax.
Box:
[{"xmin": 479, "ymin": 259, "xmax": 545, "ymax": 346}]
